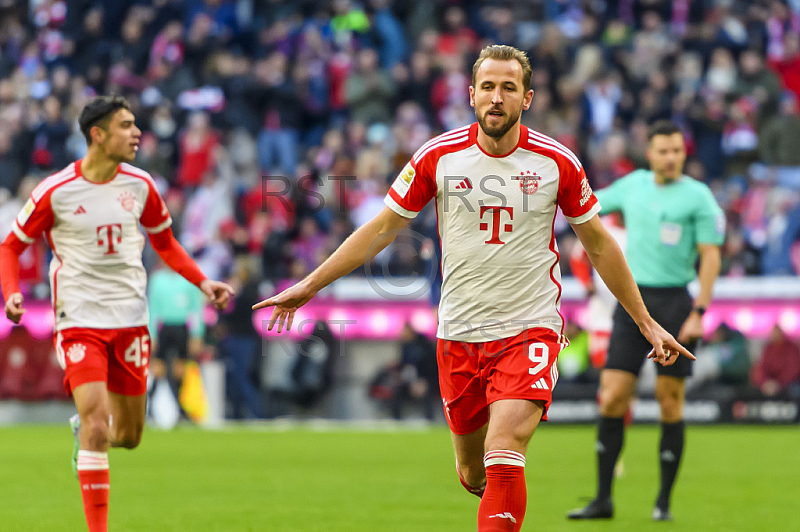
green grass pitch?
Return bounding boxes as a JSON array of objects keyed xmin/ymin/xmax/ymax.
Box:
[{"xmin": 2, "ymin": 424, "xmax": 797, "ymax": 531}]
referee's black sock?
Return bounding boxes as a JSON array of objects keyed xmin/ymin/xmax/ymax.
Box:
[
  {"xmin": 596, "ymin": 416, "xmax": 625, "ymax": 501},
  {"xmin": 656, "ymin": 420, "xmax": 685, "ymax": 510}
]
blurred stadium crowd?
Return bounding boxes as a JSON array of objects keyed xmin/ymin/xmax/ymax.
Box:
[
  {"xmin": 1, "ymin": 0, "xmax": 800, "ymax": 415},
  {"xmin": 1, "ymin": 0, "xmax": 800, "ymax": 292}
]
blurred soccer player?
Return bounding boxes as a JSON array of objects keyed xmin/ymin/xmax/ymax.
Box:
[
  {"xmin": 0, "ymin": 95, "xmax": 233, "ymax": 532},
  {"xmin": 568, "ymin": 120, "xmax": 724, "ymax": 521},
  {"xmin": 254, "ymin": 46, "xmax": 692, "ymax": 531},
  {"xmin": 568, "ymin": 214, "xmax": 627, "ymax": 370}
]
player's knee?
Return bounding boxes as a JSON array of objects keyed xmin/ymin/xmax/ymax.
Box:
[
  {"xmin": 83, "ymin": 413, "xmax": 111, "ymax": 449},
  {"xmin": 598, "ymin": 388, "xmax": 629, "ymax": 417},
  {"xmin": 120, "ymin": 434, "xmax": 142, "ymax": 449},
  {"xmin": 658, "ymin": 402, "xmax": 683, "ymax": 422},
  {"xmin": 655, "ymin": 384, "xmax": 680, "ymax": 403},
  {"xmin": 457, "ymin": 460, "xmax": 486, "ymax": 488},
  {"xmin": 656, "ymin": 389, "xmax": 683, "ymax": 421},
  {"xmin": 484, "ymin": 434, "xmax": 528, "ymax": 455},
  {"xmin": 114, "ymin": 435, "xmax": 141, "ymax": 449},
  {"xmin": 113, "ymin": 422, "xmax": 144, "ymax": 449}
]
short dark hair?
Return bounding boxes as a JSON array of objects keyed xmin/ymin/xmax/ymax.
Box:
[
  {"xmin": 472, "ymin": 45, "xmax": 532, "ymax": 94},
  {"xmin": 78, "ymin": 95, "xmax": 131, "ymax": 145},
  {"xmin": 647, "ymin": 120, "xmax": 682, "ymax": 142}
]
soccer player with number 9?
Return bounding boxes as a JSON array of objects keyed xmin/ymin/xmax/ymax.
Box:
[
  {"xmin": 0, "ymin": 95, "xmax": 233, "ymax": 532},
  {"xmin": 253, "ymin": 45, "xmax": 694, "ymax": 531}
]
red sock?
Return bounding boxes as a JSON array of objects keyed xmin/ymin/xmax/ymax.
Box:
[
  {"xmin": 477, "ymin": 451, "xmax": 526, "ymax": 532},
  {"xmin": 77, "ymin": 451, "xmax": 109, "ymax": 532}
]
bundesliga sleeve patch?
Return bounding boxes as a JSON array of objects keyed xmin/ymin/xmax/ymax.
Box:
[
  {"xmin": 17, "ymin": 198, "xmax": 35, "ymax": 226},
  {"xmin": 391, "ymin": 162, "xmax": 415, "ymax": 198}
]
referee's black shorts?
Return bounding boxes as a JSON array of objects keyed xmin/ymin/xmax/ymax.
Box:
[
  {"xmin": 605, "ymin": 286, "xmax": 696, "ymax": 378},
  {"xmin": 154, "ymin": 324, "xmax": 190, "ymax": 362}
]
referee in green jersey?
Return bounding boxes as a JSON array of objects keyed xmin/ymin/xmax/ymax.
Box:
[{"xmin": 568, "ymin": 120, "xmax": 725, "ymax": 522}]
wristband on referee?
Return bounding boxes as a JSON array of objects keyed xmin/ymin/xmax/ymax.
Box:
[{"xmin": 692, "ymin": 306, "xmax": 706, "ymax": 316}]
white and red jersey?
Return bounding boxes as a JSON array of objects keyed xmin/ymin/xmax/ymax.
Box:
[
  {"xmin": 385, "ymin": 123, "xmax": 600, "ymax": 342},
  {"xmin": 10, "ymin": 161, "xmax": 172, "ymax": 331}
]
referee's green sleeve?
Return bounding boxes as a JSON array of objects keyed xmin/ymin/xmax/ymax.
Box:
[
  {"xmin": 188, "ymin": 283, "xmax": 206, "ymax": 339},
  {"xmin": 595, "ymin": 171, "xmax": 635, "ymax": 214},
  {"xmin": 694, "ymin": 187, "xmax": 726, "ymax": 245}
]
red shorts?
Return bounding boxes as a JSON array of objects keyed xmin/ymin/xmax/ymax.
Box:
[
  {"xmin": 437, "ymin": 328, "xmax": 563, "ymax": 435},
  {"xmin": 55, "ymin": 326, "xmax": 151, "ymax": 396}
]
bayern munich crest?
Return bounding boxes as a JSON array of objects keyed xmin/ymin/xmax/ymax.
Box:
[
  {"xmin": 67, "ymin": 343, "xmax": 86, "ymax": 363},
  {"xmin": 118, "ymin": 191, "xmax": 135, "ymax": 211},
  {"xmin": 518, "ymin": 170, "xmax": 541, "ymax": 195}
]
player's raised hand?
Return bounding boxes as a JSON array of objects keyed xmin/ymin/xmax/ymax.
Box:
[
  {"xmin": 4, "ymin": 292, "xmax": 25, "ymax": 324},
  {"xmin": 639, "ymin": 317, "xmax": 696, "ymax": 366},
  {"xmin": 252, "ymin": 281, "xmax": 316, "ymax": 333},
  {"xmin": 200, "ymin": 279, "xmax": 235, "ymax": 310}
]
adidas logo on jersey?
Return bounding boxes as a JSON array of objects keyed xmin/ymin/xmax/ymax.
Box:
[
  {"xmin": 73, "ymin": 206, "xmax": 86, "ymax": 215},
  {"xmin": 531, "ymin": 377, "xmax": 549, "ymax": 390},
  {"xmin": 455, "ymin": 178, "xmax": 473, "ymax": 190}
]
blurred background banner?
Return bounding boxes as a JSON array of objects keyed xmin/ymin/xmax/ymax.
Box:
[{"xmin": 1, "ymin": 0, "xmax": 799, "ymax": 424}]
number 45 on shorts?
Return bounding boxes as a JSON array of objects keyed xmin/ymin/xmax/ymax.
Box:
[{"xmin": 124, "ymin": 334, "xmax": 150, "ymax": 368}]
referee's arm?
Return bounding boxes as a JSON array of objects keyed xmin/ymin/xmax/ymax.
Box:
[
  {"xmin": 677, "ymin": 243, "xmax": 721, "ymax": 343},
  {"xmin": 571, "ymin": 214, "xmax": 695, "ymax": 364}
]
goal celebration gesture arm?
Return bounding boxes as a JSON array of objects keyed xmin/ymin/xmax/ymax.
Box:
[{"xmin": 253, "ymin": 206, "xmax": 411, "ymax": 332}]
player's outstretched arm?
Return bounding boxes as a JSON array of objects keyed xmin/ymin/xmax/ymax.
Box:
[
  {"xmin": 148, "ymin": 228, "xmax": 234, "ymax": 310},
  {"xmin": 253, "ymin": 206, "xmax": 412, "ymax": 332},
  {"xmin": 199, "ymin": 279, "xmax": 235, "ymax": 311},
  {"xmin": 4, "ymin": 292, "xmax": 25, "ymax": 324},
  {"xmin": 571, "ymin": 215, "xmax": 695, "ymax": 366},
  {"xmin": 0, "ymin": 233, "xmax": 29, "ymax": 323}
]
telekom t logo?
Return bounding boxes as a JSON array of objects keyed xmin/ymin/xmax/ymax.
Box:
[
  {"xmin": 479, "ymin": 206, "xmax": 513, "ymax": 245},
  {"xmin": 97, "ymin": 224, "xmax": 122, "ymax": 255}
]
